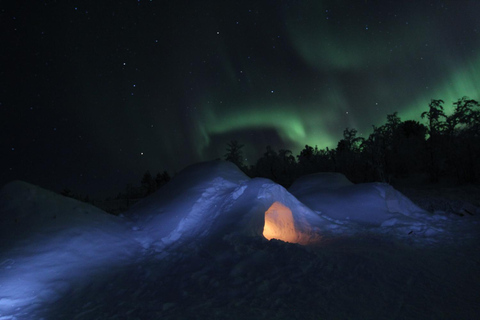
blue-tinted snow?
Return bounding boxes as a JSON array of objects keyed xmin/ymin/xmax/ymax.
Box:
[
  {"xmin": 0, "ymin": 161, "xmax": 479, "ymax": 319},
  {"xmin": 0, "ymin": 181, "xmax": 140, "ymax": 316}
]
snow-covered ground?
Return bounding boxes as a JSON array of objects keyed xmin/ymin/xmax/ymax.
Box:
[{"xmin": 1, "ymin": 161, "xmax": 479, "ymax": 319}]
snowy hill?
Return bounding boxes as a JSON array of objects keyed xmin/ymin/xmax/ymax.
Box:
[
  {"xmin": 1, "ymin": 162, "xmax": 479, "ymax": 319},
  {"xmin": 0, "ymin": 181, "xmax": 128, "ymax": 242},
  {"xmin": 289, "ymin": 173, "xmax": 446, "ymax": 240},
  {"xmin": 0, "ymin": 181, "xmax": 141, "ymax": 316}
]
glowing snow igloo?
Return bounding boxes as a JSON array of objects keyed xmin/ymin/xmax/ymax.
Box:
[{"xmin": 127, "ymin": 161, "xmax": 325, "ymax": 249}]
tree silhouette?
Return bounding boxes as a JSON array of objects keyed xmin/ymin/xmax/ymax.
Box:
[
  {"xmin": 446, "ymin": 97, "xmax": 480, "ymax": 182},
  {"xmin": 361, "ymin": 125, "xmax": 387, "ymax": 182},
  {"xmin": 298, "ymin": 145, "xmax": 314, "ymax": 161},
  {"xmin": 155, "ymin": 171, "xmax": 171, "ymax": 189},
  {"xmin": 297, "ymin": 145, "xmax": 316, "ymax": 175},
  {"xmin": 61, "ymin": 188, "xmax": 74, "ymax": 198},
  {"xmin": 391, "ymin": 120, "xmax": 427, "ymax": 177},
  {"xmin": 256, "ymin": 146, "xmax": 279, "ymax": 181},
  {"xmin": 421, "ymin": 99, "xmax": 447, "ymax": 182},
  {"xmin": 421, "ymin": 99, "xmax": 446, "ymax": 137},
  {"xmin": 224, "ymin": 140, "xmax": 245, "ymax": 169},
  {"xmin": 277, "ymin": 149, "xmax": 296, "ymax": 186},
  {"xmin": 451, "ymin": 97, "xmax": 480, "ymax": 134},
  {"xmin": 141, "ymin": 171, "xmax": 157, "ymax": 195},
  {"xmin": 335, "ymin": 128, "xmax": 364, "ymax": 181}
]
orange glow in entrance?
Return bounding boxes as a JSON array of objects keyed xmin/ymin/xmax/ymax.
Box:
[{"xmin": 263, "ymin": 202, "xmax": 299, "ymax": 243}]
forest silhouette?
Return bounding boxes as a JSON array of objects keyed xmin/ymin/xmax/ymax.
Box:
[
  {"xmin": 65, "ymin": 96, "xmax": 480, "ymax": 206},
  {"xmin": 224, "ymin": 97, "xmax": 480, "ymax": 188}
]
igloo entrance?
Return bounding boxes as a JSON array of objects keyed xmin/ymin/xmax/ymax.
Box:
[{"xmin": 263, "ymin": 201, "xmax": 300, "ymax": 243}]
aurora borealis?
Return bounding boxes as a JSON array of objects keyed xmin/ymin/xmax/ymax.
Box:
[{"xmin": 2, "ymin": 0, "xmax": 480, "ymax": 197}]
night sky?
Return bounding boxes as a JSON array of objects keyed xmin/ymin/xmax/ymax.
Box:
[{"xmin": 2, "ymin": 0, "xmax": 480, "ymax": 197}]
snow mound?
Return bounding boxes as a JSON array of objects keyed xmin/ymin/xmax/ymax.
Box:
[
  {"xmin": 0, "ymin": 181, "xmax": 140, "ymax": 316},
  {"xmin": 289, "ymin": 173, "xmax": 444, "ymax": 239},
  {"xmin": 126, "ymin": 161, "xmax": 250, "ymax": 249},
  {"xmin": 0, "ymin": 180, "xmax": 121, "ymax": 241},
  {"xmin": 128, "ymin": 160, "xmax": 249, "ymax": 220}
]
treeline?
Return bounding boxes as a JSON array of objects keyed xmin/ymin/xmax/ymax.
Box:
[
  {"xmin": 225, "ymin": 97, "xmax": 480, "ymax": 187},
  {"xmin": 114, "ymin": 170, "xmax": 171, "ymax": 200},
  {"xmin": 63, "ymin": 96, "xmax": 479, "ymax": 206},
  {"xmin": 60, "ymin": 171, "xmax": 171, "ymax": 206}
]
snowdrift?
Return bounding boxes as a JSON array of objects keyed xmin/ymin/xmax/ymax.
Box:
[
  {"xmin": 289, "ymin": 173, "xmax": 444, "ymax": 237},
  {"xmin": 0, "ymin": 181, "xmax": 140, "ymax": 315}
]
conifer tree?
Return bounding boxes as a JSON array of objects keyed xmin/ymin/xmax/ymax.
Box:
[{"xmin": 224, "ymin": 140, "xmax": 244, "ymax": 169}]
